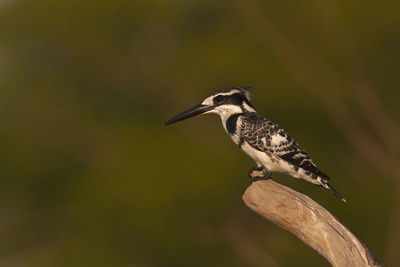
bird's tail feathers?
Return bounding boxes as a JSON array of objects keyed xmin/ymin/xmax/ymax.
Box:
[{"xmin": 319, "ymin": 179, "xmax": 347, "ymax": 203}]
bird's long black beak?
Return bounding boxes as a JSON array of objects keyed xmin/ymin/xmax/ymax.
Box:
[{"xmin": 164, "ymin": 103, "xmax": 214, "ymax": 126}]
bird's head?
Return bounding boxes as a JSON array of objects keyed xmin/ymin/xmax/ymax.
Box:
[{"xmin": 164, "ymin": 86, "xmax": 256, "ymax": 126}]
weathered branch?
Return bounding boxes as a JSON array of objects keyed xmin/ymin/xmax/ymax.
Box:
[{"xmin": 242, "ymin": 180, "xmax": 384, "ymax": 267}]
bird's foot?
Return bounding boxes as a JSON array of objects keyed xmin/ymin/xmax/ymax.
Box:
[
  {"xmin": 248, "ymin": 166, "xmax": 265, "ymax": 178},
  {"xmin": 248, "ymin": 167, "xmax": 272, "ymax": 183}
]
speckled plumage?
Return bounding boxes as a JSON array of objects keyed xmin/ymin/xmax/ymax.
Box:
[{"xmin": 237, "ymin": 112, "xmax": 329, "ymax": 181}]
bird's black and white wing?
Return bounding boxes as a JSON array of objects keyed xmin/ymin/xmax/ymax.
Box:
[
  {"xmin": 240, "ymin": 113, "xmax": 327, "ymax": 177},
  {"xmin": 239, "ymin": 113, "xmax": 346, "ymax": 201}
]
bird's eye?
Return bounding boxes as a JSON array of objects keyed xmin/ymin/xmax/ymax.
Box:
[{"xmin": 214, "ymin": 95, "xmax": 225, "ymax": 103}]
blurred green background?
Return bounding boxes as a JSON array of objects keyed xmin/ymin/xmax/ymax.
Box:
[{"xmin": 0, "ymin": 0, "xmax": 399, "ymax": 266}]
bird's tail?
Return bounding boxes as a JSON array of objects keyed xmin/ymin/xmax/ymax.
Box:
[{"xmin": 319, "ymin": 179, "xmax": 347, "ymax": 203}]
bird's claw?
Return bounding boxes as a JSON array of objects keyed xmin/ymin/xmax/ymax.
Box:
[{"xmin": 248, "ymin": 167, "xmax": 272, "ymax": 183}]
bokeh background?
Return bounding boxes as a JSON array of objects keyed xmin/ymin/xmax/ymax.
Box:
[{"xmin": 0, "ymin": 0, "xmax": 399, "ymax": 266}]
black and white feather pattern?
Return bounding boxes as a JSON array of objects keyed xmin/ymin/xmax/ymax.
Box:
[
  {"xmin": 239, "ymin": 112, "xmax": 345, "ymax": 201},
  {"xmin": 240, "ymin": 113, "xmax": 328, "ymax": 179}
]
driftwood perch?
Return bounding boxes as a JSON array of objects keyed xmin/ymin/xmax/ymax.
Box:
[{"xmin": 242, "ymin": 180, "xmax": 384, "ymax": 267}]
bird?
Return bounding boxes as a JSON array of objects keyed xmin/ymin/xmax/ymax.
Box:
[{"xmin": 164, "ymin": 86, "xmax": 346, "ymax": 202}]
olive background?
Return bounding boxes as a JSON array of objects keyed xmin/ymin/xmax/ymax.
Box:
[{"xmin": 0, "ymin": 0, "xmax": 399, "ymax": 266}]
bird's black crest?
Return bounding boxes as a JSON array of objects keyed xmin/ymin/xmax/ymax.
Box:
[{"xmin": 208, "ymin": 86, "xmax": 253, "ymax": 98}]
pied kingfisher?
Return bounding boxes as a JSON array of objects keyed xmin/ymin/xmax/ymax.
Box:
[{"xmin": 164, "ymin": 87, "xmax": 346, "ymax": 202}]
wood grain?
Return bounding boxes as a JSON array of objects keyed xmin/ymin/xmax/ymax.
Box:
[{"xmin": 242, "ymin": 180, "xmax": 384, "ymax": 267}]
